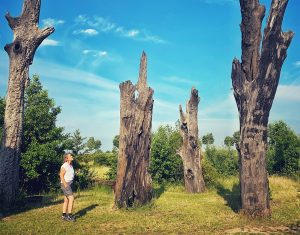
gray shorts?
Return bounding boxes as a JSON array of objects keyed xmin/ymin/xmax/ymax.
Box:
[{"xmin": 61, "ymin": 182, "xmax": 73, "ymax": 197}]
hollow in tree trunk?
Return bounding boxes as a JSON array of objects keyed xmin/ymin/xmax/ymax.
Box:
[
  {"xmin": 232, "ymin": 0, "xmax": 294, "ymax": 217},
  {"xmin": 178, "ymin": 87, "xmax": 205, "ymax": 193},
  {"xmin": 0, "ymin": 0, "xmax": 54, "ymax": 207},
  {"xmin": 114, "ymin": 52, "xmax": 153, "ymax": 208}
]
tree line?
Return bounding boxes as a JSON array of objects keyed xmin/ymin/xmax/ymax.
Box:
[{"xmin": 1, "ymin": 74, "xmax": 297, "ymax": 198}]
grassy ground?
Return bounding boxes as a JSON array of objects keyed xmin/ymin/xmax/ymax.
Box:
[{"xmin": 0, "ymin": 176, "xmax": 299, "ymax": 234}]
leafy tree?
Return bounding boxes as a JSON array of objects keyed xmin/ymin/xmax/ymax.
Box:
[
  {"xmin": 204, "ymin": 146, "xmax": 238, "ymax": 176},
  {"xmin": 267, "ymin": 121, "xmax": 300, "ymax": 176},
  {"xmin": 19, "ymin": 75, "xmax": 66, "ymax": 194},
  {"xmin": 66, "ymin": 129, "xmax": 86, "ymax": 156},
  {"xmin": 201, "ymin": 157, "xmax": 219, "ymax": 187},
  {"xmin": 202, "ymin": 133, "xmax": 214, "ymax": 145},
  {"xmin": 113, "ymin": 135, "xmax": 119, "ymax": 149},
  {"xmin": 150, "ymin": 125, "xmax": 183, "ymax": 182},
  {"xmin": 232, "ymin": 131, "xmax": 240, "ymax": 145},
  {"xmin": 86, "ymin": 137, "xmax": 101, "ymax": 153},
  {"xmin": 224, "ymin": 136, "xmax": 234, "ymax": 148},
  {"xmin": 94, "ymin": 151, "xmax": 117, "ymax": 167},
  {"xmin": 20, "ymin": 141, "xmax": 63, "ymax": 193},
  {"xmin": 22, "ymin": 75, "xmax": 64, "ymax": 152}
]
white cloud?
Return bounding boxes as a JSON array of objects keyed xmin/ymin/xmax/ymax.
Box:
[
  {"xmin": 115, "ymin": 27, "xmax": 123, "ymax": 33},
  {"xmin": 98, "ymin": 51, "xmax": 107, "ymax": 56},
  {"xmin": 73, "ymin": 28, "xmax": 99, "ymax": 36},
  {"xmin": 200, "ymin": 92, "xmax": 238, "ymax": 119},
  {"xmin": 275, "ymin": 85, "xmax": 300, "ymax": 102},
  {"xmin": 74, "ymin": 15, "xmax": 165, "ymax": 43},
  {"xmin": 75, "ymin": 15, "xmax": 89, "ymax": 24},
  {"xmin": 126, "ymin": 30, "xmax": 140, "ymax": 38},
  {"xmin": 83, "ymin": 50, "xmax": 91, "ymax": 55},
  {"xmin": 162, "ymin": 76, "xmax": 200, "ymax": 86},
  {"xmin": 139, "ymin": 34, "xmax": 166, "ymax": 44},
  {"xmin": 82, "ymin": 50, "xmax": 108, "ymax": 57},
  {"xmin": 31, "ymin": 58, "xmax": 118, "ymax": 91},
  {"xmin": 42, "ymin": 18, "xmax": 65, "ymax": 27},
  {"xmin": 89, "ymin": 16, "xmax": 116, "ymax": 32},
  {"xmin": 40, "ymin": 39, "xmax": 60, "ymax": 47},
  {"xmin": 294, "ymin": 61, "xmax": 300, "ymax": 67}
]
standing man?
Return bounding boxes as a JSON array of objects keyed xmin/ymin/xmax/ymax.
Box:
[{"xmin": 60, "ymin": 153, "xmax": 75, "ymax": 222}]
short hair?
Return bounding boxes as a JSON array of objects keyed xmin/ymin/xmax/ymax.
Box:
[{"xmin": 63, "ymin": 153, "xmax": 72, "ymax": 163}]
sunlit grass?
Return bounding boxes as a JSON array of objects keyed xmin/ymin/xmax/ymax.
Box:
[
  {"xmin": 90, "ymin": 165, "xmax": 110, "ymax": 179},
  {"xmin": 0, "ymin": 176, "xmax": 299, "ymax": 234}
]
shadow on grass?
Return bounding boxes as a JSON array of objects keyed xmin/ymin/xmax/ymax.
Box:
[
  {"xmin": 74, "ymin": 204, "xmax": 99, "ymax": 219},
  {"xmin": 289, "ymin": 220, "xmax": 300, "ymax": 233},
  {"xmin": 1, "ymin": 194, "xmax": 63, "ymax": 218},
  {"xmin": 153, "ymin": 183, "xmax": 167, "ymax": 199},
  {"xmin": 216, "ymin": 182, "xmax": 241, "ymax": 213}
]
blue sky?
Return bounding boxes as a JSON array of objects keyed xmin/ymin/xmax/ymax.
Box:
[{"xmin": 0, "ymin": 0, "xmax": 299, "ymax": 150}]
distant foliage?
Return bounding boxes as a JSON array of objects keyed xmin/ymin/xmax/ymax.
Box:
[
  {"xmin": 150, "ymin": 125, "xmax": 183, "ymax": 183},
  {"xmin": 232, "ymin": 131, "xmax": 240, "ymax": 146},
  {"xmin": 204, "ymin": 145, "xmax": 239, "ymax": 177},
  {"xmin": 105, "ymin": 135, "xmax": 119, "ymax": 180},
  {"xmin": 94, "ymin": 151, "xmax": 117, "ymax": 167},
  {"xmin": 224, "ymin": 136, "xmax": 234, "ymax": 148},
  {"xmin": 113, "ymin": 135, "xmax": 119, "ymax": 149},
  {"xmin": 105, "ymin": 153, "xmax": 118, "ymax": 180},
  {"xmin": 267, "ymin": 121, "xmax": 300, "ymax": 176},
  {"xmin": 72, "ymin": 160, "xmax": 95, "ymax": 191},
  {"xmin": 202, "ymin": 133, "xmax": 215, "ymax": 145},
  {"xmin": 201, "ymin": 156, "xmax": 219, "ymax": 187},
  {"xmin": 65, "ymin": 129, "xmax": 87, "ymax": 156},
  {"xmin": 86, "ymin": 137, "xmax": 102, "ymax": 153}
]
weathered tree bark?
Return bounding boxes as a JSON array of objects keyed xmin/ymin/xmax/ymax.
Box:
[
  {"xmin": 178, "ymin": 87, "xmax": 205, "ymax": 193},
  {"xmin": 114, "ymin": 52, "xmax": 153, "ymax": 208},
  {"xmin": 232, "ymin": 0, "xmax": 294, "ymax": 217},
  {"xmin": 0, "ymin": 0, "xmax": 54, "ymax": 207}
]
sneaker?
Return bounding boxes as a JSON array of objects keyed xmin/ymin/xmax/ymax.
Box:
[
  {"xmin": 66, "ymin": 214, "xmax": 76, "ymax": 222},
  {"xmin": 61, "ymin": 215, "xmax": 68, "ymax": 221}
]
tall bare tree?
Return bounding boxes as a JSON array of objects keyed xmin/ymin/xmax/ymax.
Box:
[
  {"xmin": 178, "ymin": 87, "xmax": 205, "ymax": 193},
  {"xmin": 114, "ymin": 52, "xmax": 153, "ymax": 208},
  {"xmin": 232, "ymin": 0, "xmax": 294, "ymax": 217},
  {"xmin": 0, "ymin": 0, "xmax": 54, "ymax": 207}
]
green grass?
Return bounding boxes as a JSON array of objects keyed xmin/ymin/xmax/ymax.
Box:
[{"xmin": 0, "ymin": 176, "xmax": 299, "ymax": 234}]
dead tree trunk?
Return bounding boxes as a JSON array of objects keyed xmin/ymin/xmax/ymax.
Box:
[
  {"xmin": 232, "ymin": 0, "xmax": 294, "ymax": 217},
  {"xmin": 114, "ymin": 52, "xmax": 153, "ymax": 208},
  {"xmin": 0, "ymin": 0, "xmax": 54, "ymax": 207},
  {"xmin": 178, "ymin": 87, "xmax": 205, "ymax": 193}
]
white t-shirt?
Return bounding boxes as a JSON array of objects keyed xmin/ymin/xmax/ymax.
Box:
[{"xmin": 61, "ymin": 162, "xmax": 75, "ymax": 183}]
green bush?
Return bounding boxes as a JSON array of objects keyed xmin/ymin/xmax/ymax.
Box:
[
  {"xmin": 267, "ymin": 121, "xmax": 300, "ymax": 176},
  {"xmin": 20, "ymin": 141, "xmax": 64, "ymax": 194},
  {"xmin": 106, "ymin": 152, "xmax": 118, "ymax": 180},
  {"xmin": 72, "ymin": 160, "xmax": 95, "ymax": 190},
  {"xmin": 204, "ymin": 146, "xmax": 238, "ymax": 176},
  {"xmin": 150, "ymin": 125, "xmax": 183, "ymax": 183},
  {"xmin": 94, "ymin": 151, "xmax": 117, "ymax": 167},
  {"xmin": 201, "ymin": 157, "xmax": 219, "ymax": 187}
]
